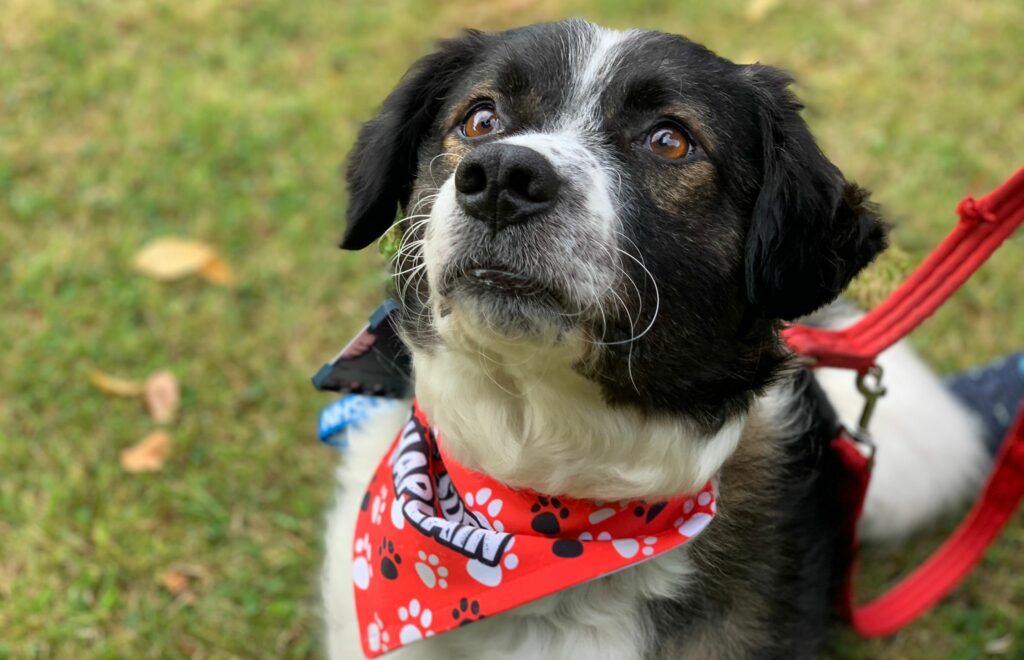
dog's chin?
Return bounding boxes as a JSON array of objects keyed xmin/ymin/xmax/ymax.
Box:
[{"xmin": 434, "ymin": 268, "xmax": 581, "ymax": 349}]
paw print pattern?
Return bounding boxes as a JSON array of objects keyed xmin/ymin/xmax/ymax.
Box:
[
  {"xmin": 610, "ymin": 535, "xmax": 659, "ymax": 559},
  {"xmin": 587, "ymin": 507, "xmax": 616, "ymax": 525},
  {"xmin": 552, "ymin": 539, "xmax": 584, "ymax": 558},
  {"xmin": 467, "ymin": 538, "xmax": 519, "ymax": 587},
  {"xmin": 466, "ymin": 487, "xmax": 505, "ymax": 532},
  {"xmin": 675, "ymin": 493, "xmax": 714, "ymax": 538},
  {"xmin": 398, "ymin": 598, "xmax": 433, "ymax": 644},
  {"xmin": 632, "ymin": 501, "xmax": 667, "ymax": 523},
  {"xmin": 378, "ymin": 536, "xmax": 402, "ymax": 580},
  {"xmin": 451, "ymin": 597, "xmax": 484, "ymax": 626},
  {"xmin": 415, "ymin": 550, "xmax": 449, "ymax": 589},
  {"xmin": 367, "ymin": 612, "xmax": 390, "ymax": 653},
  {"xmin": 530, "ymin": 496, "xmax": 570, "ymax": 535},
  {"xmin": 574, "ymin": 531, "xmax": 658, "ymax": 559},
  {"xmin": 353, "ymin": 533, "xmax": 373, "ymax": 590},
  {"xmin": 370, "ymin": 485, "xmax": 388, "ymax": 525}
]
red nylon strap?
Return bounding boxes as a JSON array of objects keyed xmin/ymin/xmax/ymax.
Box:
[
  {"xmin": 831, "ymin": 433, "xmax": 873, "ymax": 623},
  {"xmin": 846, "ymin": 407, "xmax": 1024, "ymax": 637},
  {"xmin": 783, "ymin": 167, "xmax": 1024, "ymax": 372},
  {"xmin": 787, "ymin": 166, "xmax": 1024, "ymax": 637}
]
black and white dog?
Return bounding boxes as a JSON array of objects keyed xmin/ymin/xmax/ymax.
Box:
[{"xmin": 324, "ymin": 20, "xmax": 989, "ymax": 659}]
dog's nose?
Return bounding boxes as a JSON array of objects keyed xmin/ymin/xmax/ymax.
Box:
[{"xmin": 454, "ymin": 143, "xmax": 562, "ymax": 230}]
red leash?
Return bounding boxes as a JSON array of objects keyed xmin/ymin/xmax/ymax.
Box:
[
  {"xmin": 782, "ymin": 167, "xmax": 1024, "ymax": 637},
  {"xmin": 785, "ymin": 167, "xmax": 1024, "ymax": 373}
]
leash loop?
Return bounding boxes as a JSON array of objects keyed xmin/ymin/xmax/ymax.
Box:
[{"xmin": 956, "ymin": 195, "xmax": 997, "ymax": 224}]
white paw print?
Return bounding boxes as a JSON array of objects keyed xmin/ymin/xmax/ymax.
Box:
[
  {"xmin": 697, "ymin": 490, "xmax": 716, "ymax": 513},
  {"xmin": 367, "ymin": 612, "xmax": 390, "ymax": 653},
  {"xmin": 466, "ymin": 538, "xmax": 519, "ymax": 587},
  {"xmin": 611, "ymin": 535, "xmax": 659, "ymax": 558},
  {"xmin": 465, "ymin": 487, "xmax": 505, "ymax": 532},
  {"xmin": 587, "ymin": 507, "xmax": 616, "ymax": 525},
  {"xmin": 397, "ymin": 598, "xmax": 433, "ymax": 644},
  {"xmin": 352, "ymin": 532, "xmax": 373, "ymax": 590},
  {"xmin": 578, "ymin": 531, "xmax": 658, "ymax": 558},
  {"xmin": 675, "ymin": 512, "xmax": 714, "ymax": 538},
  {"xmin": 414, "ymin": 550, "xmax": 449, "ymax": 589},
  {"xmin": 370, "ymin": 485, "xmax": 388, "ymax": 525}
]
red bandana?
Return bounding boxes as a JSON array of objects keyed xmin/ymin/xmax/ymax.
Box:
[{"xmin": 352, "ymin": 403, "xmax": 717, "ymax": 657}]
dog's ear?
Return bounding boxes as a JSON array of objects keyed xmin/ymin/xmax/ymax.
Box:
[
  {"xmin": 341, "ymin": 32, "xmax": 486, "ymax": 250},
  {"xmin": 743, "ymin": 65, "xmax": 888, "ymax": 320}
]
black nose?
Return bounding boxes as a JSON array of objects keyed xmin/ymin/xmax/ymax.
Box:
[{"xmin": 454, "ymin": 143, "xmax": 562, "ymax": 230}]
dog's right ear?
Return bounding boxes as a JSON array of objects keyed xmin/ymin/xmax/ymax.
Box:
[{"xmin": 341, "ymin": 32, "xmax": 486, "ymax": 250}]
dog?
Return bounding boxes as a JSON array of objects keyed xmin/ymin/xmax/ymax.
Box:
[{"xmin": 322, "ymin": 19, "xmax": 990, "ymax": 659}]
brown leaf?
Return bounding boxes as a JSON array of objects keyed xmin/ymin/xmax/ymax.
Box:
[
  {"xmin": 145, "ymin": 370, "xmax": 180, "ymax": 424},
  {"xmin": 199, "ymin": 255, "xmax": 235, "ymax": 285},
  {"xmin": 133, "ymin": 237, "xmax": 216, "ymax": 281},
  {"xmin": 160, "ymin": 569, "xmax": 190, "ymax": 595},
  {"xmin": 986, "ymin": 635, "xmax": 1012, "ymax": 655},
  {"xmin": 120, "ymin": 430, "xmax": 171, "ymax": 473},
  {"xmin": 88, "ymin": 369, "xmax": 144, "ymax": 397}
]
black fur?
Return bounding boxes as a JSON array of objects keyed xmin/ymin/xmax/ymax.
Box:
[
  {"xmin": 341, "ymin": 32, "xmax": 487, "ymax": 249},
  {"xmin": 648, "ymin": 371, "xmax": 847, "ymax": 659},
  {"xmin": 744, "ymin": 65, "xmax": 889, "ymax": 321}
]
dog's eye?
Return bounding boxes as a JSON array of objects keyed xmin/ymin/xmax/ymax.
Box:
[
  {"xmin": 647, "ymin": 123, "xmax": 691, "ymax": 161},
  {"xmin": 462, "ymin": 103, "xmax": 501, "ymax": 138}
]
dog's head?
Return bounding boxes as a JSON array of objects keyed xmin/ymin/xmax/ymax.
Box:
[{"xmin": 342, "ymin": 20, "xmax": 886, "ymax": 433}]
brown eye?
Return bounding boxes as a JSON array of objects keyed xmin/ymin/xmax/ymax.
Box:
[
  {"xmin": 648, "ymin": 124, "xmax": 691, "ymax": 160},
  {"xmin": 462, "ymin": 103, "xmax": 501, "ymax": 138}
]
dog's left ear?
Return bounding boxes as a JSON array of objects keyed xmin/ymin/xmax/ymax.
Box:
[
  {"xmin": 743, "ymin": 65, "xmax": 888, "ymax": 320},
  {"xmin": 341, "ymin": 31, "xmax": 487, "ymax": 250}
]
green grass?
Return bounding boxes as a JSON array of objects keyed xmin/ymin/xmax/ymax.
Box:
[{"xmin": 1, "ymin": 0, "xmax": 1020, "ymax": 657}]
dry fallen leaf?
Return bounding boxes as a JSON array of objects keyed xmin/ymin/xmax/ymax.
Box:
[
  {"xmin": 120, "ymin": 430, "xmax": 171, "ymax": 473},
  {"xmin": 88, "ymin": 369, "xmax": 145, "ymax": 397},
  {"xmin": 133, "ymin": 237, "xmax": 216, "ymax": 281},
  {"xmin": 986, "ymin": 635, "xmax": 1012, "ymax": 655},
  {"xmin": 160, "ymin": 569, "xmax": 190, "ymax": 595},
  {"xmin": 199, "ymin": 255, "xmax": 235, "ymax": 285},
  {"xmin": 145, "ymin": 370, "xmax": 180, "ymax": 424},
  {"xmin": 745, "ymin": 0, "xmax": 780, "ymax": 22}
]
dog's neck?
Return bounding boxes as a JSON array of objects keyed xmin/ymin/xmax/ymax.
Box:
[{"xmin": 411, "ymin": 333, "xmax": 747, "ymax": 501}]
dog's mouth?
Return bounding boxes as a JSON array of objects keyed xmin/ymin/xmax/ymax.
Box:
[{"xmin": 439, "ymin": 263, "xmax": 569, "ymax": 314}]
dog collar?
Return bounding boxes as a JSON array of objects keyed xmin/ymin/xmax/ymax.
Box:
[{"xmin": 351, "ymin": 403, "xmax": 717, "ymax": 657}]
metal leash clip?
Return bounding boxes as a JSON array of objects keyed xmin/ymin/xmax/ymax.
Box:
[{"xmin": 848, "ymin": 364, "xmax": 886, "ymax": 463}]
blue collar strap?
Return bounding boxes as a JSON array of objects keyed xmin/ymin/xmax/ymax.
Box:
[{"xmin": 318, "ymin": 394, "xmax": 398, "ymax": 451}]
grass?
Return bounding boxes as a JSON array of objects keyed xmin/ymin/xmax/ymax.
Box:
[{"xmin": 0, "ymin": 0, "xmax": 1020, "ymax": 657}]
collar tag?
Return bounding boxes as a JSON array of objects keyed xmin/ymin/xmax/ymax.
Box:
[{"xmin": 311, "ymin": 300, "xmax": 412, "ymax": 398}]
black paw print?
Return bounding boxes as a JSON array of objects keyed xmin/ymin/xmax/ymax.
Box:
[
  {"xmin": 360, "ymin": 490, "xmax": 371, "ymax": 512},
  {"xmin": 377, "ymin": 536, "xmax": 402, "ymax": 579},
  {"xmin": 530, "ymin": 496, "xmax": 570, "ymax": 535},
  {"xmin": 452, "ymin": 597, "xmax": 484, "ymax": 626},
  {"xmin": 551, "ymin": 539, "xmax": 584, "ymax": 558},
  {"xmin": 633, "ymin": 501, "xmax": 667, "ymax": 524}
]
